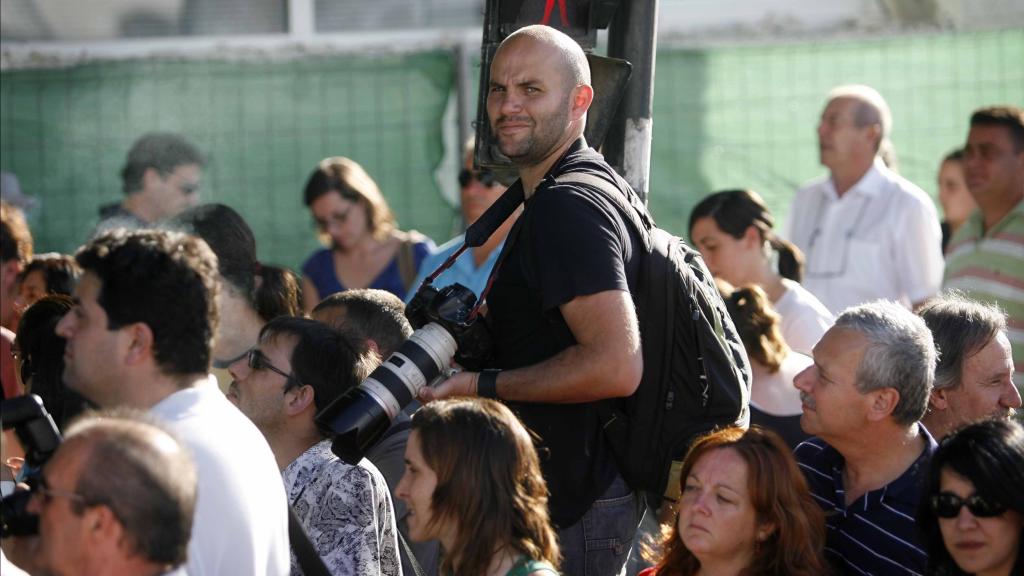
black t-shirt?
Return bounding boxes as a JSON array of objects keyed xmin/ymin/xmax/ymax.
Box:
[{"xmin": 486, "ymin": 139, "xmax": 643, "ymax": 528}]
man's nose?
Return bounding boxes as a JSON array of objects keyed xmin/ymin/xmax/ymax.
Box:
[
  {"xmin": 1003, "ymin": 382, "xmax": 1022, "ymax": 409},
  {"xmin": 228, "ymin": 355, "xmax": 250, "ymax": 381},
  {"xmin": 55, "ymin": 311, "xmax": 74, "ymax": 337},
  {"xmin": 793, "ymin": 366, "xmax": 814, "ymax": 391}
]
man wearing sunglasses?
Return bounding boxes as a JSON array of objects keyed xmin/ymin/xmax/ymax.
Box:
[
  {"xmin": 55, "ymin": 229, "xmax": 290, "ymax": 576},
  {"xmin": 405, "ymin": 138, "xmax": 515, "ymax": 303},
  {"xmin": 228, "ymin": 316, "xmax": 401, "ymax": 576},
  {"xmin": 93, "ymin": 132, "xmax": 205, "ymax": 237},
  {"xmin": 793, "ymin": 300, "xmax": 939, "ymax": 576},
  {"xmin": 16, "ymin": 413, "xmax": 196, "ymax": 576}
]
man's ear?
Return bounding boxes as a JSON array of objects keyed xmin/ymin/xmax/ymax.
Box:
[
  {"xmin": 123, "ymin": 322, "xmax": 154, "ymax": 366},
  {"xmin": 285, "ymin": 384, "xmax": 315, "ymax": 417},
  {"xmin": 742, "ymin": 225, "xmax": 762, "ymax": 248},
  {"xmin": 929, "ymin": 387, "xmax": 949, "ymax": 412},
  {"xmin": 141, "ymin": 167, "xmax": 164, "ymax": 191},
  {"xmin": 570, "ymin": 84, "xmax": 594, "ymax": 123},
  {"xmin": 867, "ymin": 387, "xmax": 900, "ymax": 422},
  {"xmin": 84, "ymin": 504, "xmax": 125, "ymax": 550},
  {"xmin": 865, "ymin": 123, "xmax": 883, "ymax": 150}
]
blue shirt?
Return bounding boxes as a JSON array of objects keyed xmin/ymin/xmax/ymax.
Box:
[
  {"xmin": 302, "ymin": 239, "xmax": 433, "ymax": 303},
  {"xmin": 794, "ymin": 425, "xmax": 937, "ymax": 576},
  {"xmin": 404, "ymin": 234, "xmax": 504, "ymax": 303}
]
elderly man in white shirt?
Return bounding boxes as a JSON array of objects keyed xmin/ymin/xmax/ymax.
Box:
[{"xmin": 787, "ymin": 85, "xmax": 943, "ymax": 314}]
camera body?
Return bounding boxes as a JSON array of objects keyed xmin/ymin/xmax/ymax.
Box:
[
  {"xmin": 316, "ymin": 282, "xmax": 492, "ymax": 464},
  {"xmin": 1, "ymin": 394, "xmax": 62, "ymax": 537},
  {"xmin": 405, "ymin": 282, "xmax": 492, "ymax": 371}
]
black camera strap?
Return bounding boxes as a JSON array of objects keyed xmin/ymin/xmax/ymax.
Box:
[
  {"xmin": 416, "ymin": 180, "xmax": 527, "ymax": 322},
  {"xmin": 288, "ymin": 505, "xmax": 331, "ymax": 576}
]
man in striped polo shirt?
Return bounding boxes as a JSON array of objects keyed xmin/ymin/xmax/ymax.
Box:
[
  {"xmin": 793, "ymin": 300, "xmax": 938, "ymax": 575},
  {"xmin": 944, "ymin": 105, "xmax": 1024, "ymax": 396}
]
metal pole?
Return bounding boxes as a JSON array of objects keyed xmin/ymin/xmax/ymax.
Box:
[{"xmin": 604, "ymin": 0, "xmax": 658, "ymax": 204}]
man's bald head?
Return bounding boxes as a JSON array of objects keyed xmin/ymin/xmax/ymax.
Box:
[{"xmin": 499, "ymin": 25, "xmax": 591, "ymax": 92}]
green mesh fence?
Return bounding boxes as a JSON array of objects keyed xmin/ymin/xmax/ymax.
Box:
[
  {"xmin": 0, "ymin": 51, "xmax": 456, "ymax": 270},
  {"xmin": 2, "ymin": 29, "xmax": 1022, "ymax": 273},
  {"xmin": 649, "ymin": 28, "xmax": 1024, "ymax": 239}
]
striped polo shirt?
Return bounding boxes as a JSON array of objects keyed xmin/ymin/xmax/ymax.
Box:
[
  {"xmin": 944, "ymin": 199, "xmax": 1024, "ymax": 392},
  {"xmin": 794, "ymin": 426, "xmax": 937, "ymax": 576}
]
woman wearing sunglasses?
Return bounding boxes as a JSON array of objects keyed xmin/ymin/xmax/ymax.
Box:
[
  {"xmin": 301, "ymin": 156, "xmax": 434, "ymax": 312},
  {"xmin": 919, "ymin": 419, "xmax": 1023, "ymax": 576}
]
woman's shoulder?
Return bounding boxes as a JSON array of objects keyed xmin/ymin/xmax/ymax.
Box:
[
  {"xmin": 779, "ymin": 279, "xmax": 833, "ymax": 319},
  {"xmin": 392, "ymin": 229, "xmax": 436, "ymax": 255},
  {"xmin": 301, "ymin": 247, "xmax": 334, "ymax": 273}
]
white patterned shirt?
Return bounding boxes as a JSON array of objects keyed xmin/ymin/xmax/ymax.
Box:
[{"xmin": 283, "ymin": 440, "xmax": 402, "ymax": 576}]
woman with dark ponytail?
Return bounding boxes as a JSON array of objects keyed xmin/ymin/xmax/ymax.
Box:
[{"xmin": 689, "ymin": 189, "xmax": 833, "ymax": 355}]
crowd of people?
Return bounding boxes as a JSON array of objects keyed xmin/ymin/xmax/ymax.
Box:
[{"xmin": 1, "ymin": 23, "xmax": 1022, "ymax": 576}]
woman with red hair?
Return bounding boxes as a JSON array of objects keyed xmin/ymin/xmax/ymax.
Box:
[{"xmin": 641, "ymin": 426, "xmax": 828, "ymax": 576}]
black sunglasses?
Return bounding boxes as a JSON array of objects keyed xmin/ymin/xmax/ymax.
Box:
[
  {"xmin": 458, "ymin": 168, "xmax": 498, "ymax": 188},
  {"xmin": 247, "ymin": 348, "xmax": 302, "ymax": 390},
  {"xmin": 931, "ymin": 492, "xmax": 1008, "ymax": 519}
]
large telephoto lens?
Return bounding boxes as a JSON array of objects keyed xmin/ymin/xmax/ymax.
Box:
[{"xmin": 316, "ymin": 322, "xmax": 457, "ymax": 464}]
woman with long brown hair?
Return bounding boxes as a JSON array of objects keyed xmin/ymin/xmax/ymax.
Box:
[
  {"xmin": 641, "ymin": 426, "xmax": 828, "ymax": 576},
  {"xmin": 396, "ymin": 398, "xmax": 560, "ymax": 576}
]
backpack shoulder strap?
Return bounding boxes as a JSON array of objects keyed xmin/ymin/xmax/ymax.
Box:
[
  {"xmin": 553, "ymin": 172, "xmax": 653, "ymax": 248},
  {"xmin": 395, "ymin": 231, "xmax": 421, "ymax": 292}
]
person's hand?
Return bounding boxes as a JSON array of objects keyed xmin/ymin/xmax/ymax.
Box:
[{"xmin": 418, "ymin": 371, "xmax": 478, "ymax": 402}]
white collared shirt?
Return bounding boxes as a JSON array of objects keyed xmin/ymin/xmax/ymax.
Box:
[{"xmin": 786, "ymin": 158, "xmax": 944, "ymax": 314}]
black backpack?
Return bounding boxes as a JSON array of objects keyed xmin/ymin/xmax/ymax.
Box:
[{"xmin": 554, "ymin": 172, "xmax": 752, "ymax": 499}]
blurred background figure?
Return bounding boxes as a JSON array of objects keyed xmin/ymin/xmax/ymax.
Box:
[
  {"xmin": 301, "ymin": 156, "xmax": 433, "ymax": 311},
  {"xmin": 94, "ymin": 132, "xmax": 205, "ymax": 236},
  {"xmin": 721, "ymin": 283, "xmax": 812, "ymax": 448},
  {"xmin": 787, "ymin": 85, "xmax": 943, "ymax": 314},
  {"xmin": 169, "ymin": 203, "xmax": 301, "ymax": 390},
  {"xmin": 640, "ymin": 426, "xmax": 826, "ymax": 576},
  {"xmin": 1, "ymin": 201, "xmax": 33, "ymax": 400},
  {"xmin": 15, "ymin": 412, "xmax": 198, "ymax": 576},
  {"xmin": 396, "ymin": 398, "xmax": 561, "ymax": 576},
  {"xmin": 14, "ymin": 295, "xmax": 91, "ymax": 430},
  {"xmin": 1, "ymin": 201, "xmax": 33, "ymax": 332},
  {"xmin": 14, "ymin": 252, "xmax": 80, "ymax": 319},
  {"xmin": 0, "ymin": 172, "xmax": 37, "ymax": 215},
  {"xmin": 406, "ymin": 138, "xmax": 515, "ymax": 302},
  {"xmin": 919, "ymin": 292, "xmax": 1020, "ymax": 440},
  {"xmin": 936, "ymin": 148, "xmax": 977, "ymax": 254},
  {"xmin": 689, "ymin": 189, "xmax": 832, "ymax": 355},
  {"xmin": 919, "ymin": 419, "xmax": 1023, "ymax": 576}
]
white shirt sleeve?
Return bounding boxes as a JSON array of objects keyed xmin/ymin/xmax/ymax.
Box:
[{"xmin": 893, "ymin": 194, "xmax": 944, "ymax": 305}]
